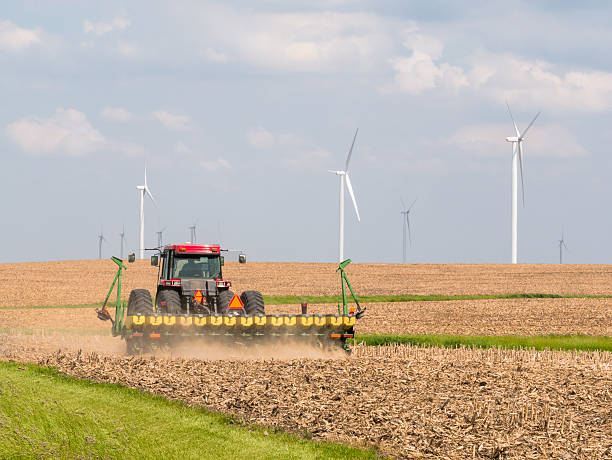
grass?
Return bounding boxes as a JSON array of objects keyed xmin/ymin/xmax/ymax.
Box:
[
  {"xmin": 0, "ymin": 362, "xmax": 379, "ymax": 460},
  {"xmin": 1, "ymin": 292, "xmax": 611, "ymax": 310},
  {"xmin": 356, "ymin": 334, "xmax": 612, "ymax": 352}
]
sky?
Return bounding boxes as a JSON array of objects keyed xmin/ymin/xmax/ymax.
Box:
[{"xmin": 2, "ymin": 1, "xmax": 612, "ymax": 264}]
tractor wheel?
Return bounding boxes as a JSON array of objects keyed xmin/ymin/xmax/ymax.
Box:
[
  {"xmin": 216, "ymin": 290, "xmax": 235, "ymax": 315},
  {"xmin": 127, "ymin": 289, "xmax": 154, "ymax": 315},
  {"xmin": 240, "ymin": 290, "xmax": 265, "ymax": 316},
  {"xmin": 156, "ymin": 289, "xmax": 181, "ymax": 315}
]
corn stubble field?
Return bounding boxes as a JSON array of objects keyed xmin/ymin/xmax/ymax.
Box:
[{"xmin": 1, "ymin": 260, "xmax": 611, "ymax": 458}]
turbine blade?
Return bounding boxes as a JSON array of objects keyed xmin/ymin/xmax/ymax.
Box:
[
  {"xmin": 408, "ymin": 197, "xmax": 418, "ymax": 211},
  {"xmin": 506, "ymin": 101, "xmax": 520, "ymax": 137},
  {"xmin": 521, "ymin": 111, "xmax": 540, "ymax": 138},
  {"xmin": 145, "ymin": 187, "xmax": 157, "ymax": 206},
  {"xmin": 144, "ymin": 164, "xmax": 148, "ymax": 188},
  {"xmin": 407, "ymin": 214, "xmax": 412, "ymax": 245},
  {"xmin": 345, "ymin": 128, "xmax": 359, "ymax": 171},
  {"xmin": 400, "ymin": 196, "xmax": 406, "ymax": 210},
  {"xmin": 518, "ymin": 142, "xmax": 525, "ymax": 207},
  {"xmin": 345, "ymin": 173, "xmax": 360, "ymax": 222}
]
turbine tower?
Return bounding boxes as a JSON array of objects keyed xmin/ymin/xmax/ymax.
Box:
[
  {"xmin": 119, "ymin": 225, "xmax": 125, "ymax": 258},
  {"xmin": 400, "ymin": 197, "xmax": 417, "ymax": 263},
  {"xmin": 558, "ymin": 231, "xmax": 567, "ymax": 264},
  {"xmin": 505, "ymin": 103, "xmax": 540, "ymax": 264},
  {"xmin": 328, "ymin": 129, "xmax": 360, "ymax": 263},
  {"xmin": 156, "ymin": 227, "xmax": 166, "ymax": 248},
  {"xmin": 189, "ymin": 220, "xmax": 198, "ymax": 244},
  {"xmin": 98, "ymin": 226, "xmax": 106, "ymax": 260},
  {"xmin": 136, "ymin": 165, "xmax": 156, "ymax": 259}
]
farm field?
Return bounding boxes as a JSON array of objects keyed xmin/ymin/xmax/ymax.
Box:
[
  {"xmin": 1, "ymin": 341, "xmax": 609, "ymax": 459},
  {"xmin": 2, "ymin": 260, "xmax": 612, "ymax": 308},
  {"xmin": 1, "ymin": 259, "xmax": 611, "ymax": 458}
]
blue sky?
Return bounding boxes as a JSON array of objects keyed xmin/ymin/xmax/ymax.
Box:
[{"xmin": 2, "ymin": 1, "xmax": 612, "ymax": 263}]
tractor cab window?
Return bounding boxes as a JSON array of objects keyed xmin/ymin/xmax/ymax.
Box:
[{"xmin": 173, "ymin": 255, "xmax": 221, "ymax": 279}]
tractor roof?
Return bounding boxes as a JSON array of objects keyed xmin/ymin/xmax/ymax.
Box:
[{"xmin": 164, "ymin": 244, "xmax": 221, "ymax": 254}]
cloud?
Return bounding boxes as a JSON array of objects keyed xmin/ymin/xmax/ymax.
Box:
[
  {"xmin": 0, "ymin": 20, "xmax": 41, "ymax": 53},
  {"xmin": 444, "ymin": 123, "xmax": 588, "ymax": 159},
  {"xmin": 200, "ymin": 157, "xmax": 230, "ymax": 172},
  {"xmin": 83, "ymin": 17, "xmax": 130, "ymax": 36},
  {"xmin": 186, "ymin": 6, "xmax": 394, "ymax": 72},
  {"xmin": 246, "ymin": 126, "xmax": 275, "ymax": 149},
  {"xmin": 151, "ymin": 110, "xmax": 192, "ymax": 131},
  {"xmin": 175, "ymin": 141, "xmax": 193, "ymax": 155},
  {"xmin": 6, "ymin": 108, "xmax": 105, "ymax": 156},
  {"xmin": 101, "ymin": 107, "xmax": 133, "ymax": 122}
]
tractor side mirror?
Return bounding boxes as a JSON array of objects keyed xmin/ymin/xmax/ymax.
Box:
[
  {"xmin": 238, "ymin": 253, "xmax": 246, "ymax": 264},
  {"xmin": 220, "ymin": 256, "xmax": 224, "ymax": 266},
  {"xmin": 151, "ymin": 255, "xmax": 159, "ymax": 266},
  {"xmin": 128, "ymin": 253, "xmax": 135, "ymax": 263}
]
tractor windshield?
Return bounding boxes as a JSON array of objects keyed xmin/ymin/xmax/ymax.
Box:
[{"xmin": 172, "ymin": 254, "xmax": 221, "ymax": 279}]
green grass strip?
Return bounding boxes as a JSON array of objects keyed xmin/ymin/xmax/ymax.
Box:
[
  {"xmin": 355, "ymin": 334, "xmax": 612, "ymax": 352},
  {"xmin": 0, "ymin": 362, "xmax": 379, "ymax": 460}
]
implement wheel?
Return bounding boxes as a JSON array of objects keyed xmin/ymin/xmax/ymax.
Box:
[
  {"xmin": 127, "ymin": 289, "xmax": 154, "ymax": 315},
  {"xmin": 216, "ymin": 290, "xmax": 235, "ymax": 314},
  {"xmin": 240, "ymin": 290, "xmax": 265, "ymax": 316},
  {"xmin": 156, "ymin": 289, "xmax": 181, "ymax": 314}
]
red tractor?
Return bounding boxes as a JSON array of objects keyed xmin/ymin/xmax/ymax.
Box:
[{"xmin": 126, "ymin": 244, "xmax": 264, "ymax": 318}]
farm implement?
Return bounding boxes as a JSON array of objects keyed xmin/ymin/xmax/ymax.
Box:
[{"xmin": 96, "ymin": 244, "xmax": 365, "ymax": 354}]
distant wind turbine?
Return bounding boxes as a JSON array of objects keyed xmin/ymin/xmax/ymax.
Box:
[
  {"xmin": 119, "ymin": 225, "xmax": 126, "ymax": 259},
  {"xmin": 400, "ymin": 197, "xmax": 417, "ymax": 263},
  {"xmin": 189, "ymin": 220, "xmax": 198, "ymax": 244},
  {"xmin": 98, "ymin": 226, "xmax": 107, "ymax": 260},
  {"xmin": 558, "ymin": 231, "xmax": 568, "ymax": 264},
  {"xmin": 328, "ymin": 129, "xmax": 361, "ymax": 263},
  {"xmin": 505, "ymin": 103, "xmax": 540, "ymax": 264},
  {"xmin": 156, "ymin": 227, "xmax": 166, "ymax": 248},
  {"xmin": 136, "ymin": 164, "xmax": 156, "ymax": 259}
]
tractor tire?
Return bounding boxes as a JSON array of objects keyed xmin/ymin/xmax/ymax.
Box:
[
  {"xmin": 156, "ymin": 289, "xmax": 182, "ymax": 315},
  {"xmin": 216, "ymin": 290, "xmax": 235, "ymax": 315},
  {"xmin": 127, "ymin": 289, "xmax": 154, "ymax": 315},
  {"xmin": 240, "ymin": 290, "xmax": 265, "ymax": 316}
]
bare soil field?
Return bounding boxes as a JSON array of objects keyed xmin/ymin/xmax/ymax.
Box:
[
  {"xmin": 2, "ymin": 295, "xmax": 610, "ymax": 337},
  {"xmin": 1, "ymin": 339, "xmax": 609, "ymax": 459},
  {"xmin": 2, "ymin": 260, "xmax": 612, "ymax": 308}
]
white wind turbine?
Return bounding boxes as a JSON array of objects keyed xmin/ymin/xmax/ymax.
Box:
[
  {"xmin": 136, "ymin": 165, "xmax": 156, "ymax": 259},
  {"xmin": 119, "ymin": 224, "xmax": 126, "ymax": 258},
  {"xmin": 505, "ymin": 103, "xmax": 540, "ymax": 264},
  {"xmin": 98, "ymin": 226, "xmax": 107, "ymax": 260},
  {"xmin": 400, "ymin": 197, "xmax": 417, "ymax": 263},
  {"xmin": 558, "ymin": 231, "xmax": 568, "ymax": 264},
  {"xmin": 328, "ymin": 129, "xmax": 361, "ymax": 263}
]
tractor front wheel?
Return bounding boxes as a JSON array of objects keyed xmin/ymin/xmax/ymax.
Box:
[
  {"xmin": 127, "ymin": 289, "xmax": 154, "ymax": 315},
  {"xmin": 240, "ymin": 290, "xmax": 265, "ymax": 316}
]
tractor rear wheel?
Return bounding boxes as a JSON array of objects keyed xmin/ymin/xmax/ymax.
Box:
[
  {"xmin": 217, "ymin": 290, "xmax": 235, "ymax": 314},
  {"xmin": 240, "ymin": 290, "xmax": 265, "ymax": 316},
  {"xmin": 127, "ymin": 289, "xmax": 154, "ymax": 315},
  {"xmin": 156, "ymin": 289, "xmax": 181, "ymax": 315}
]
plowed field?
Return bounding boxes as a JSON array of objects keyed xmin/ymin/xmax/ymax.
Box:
[
  {"xmin": 1, "ymin": 339, "xmax": 609, "ymax": 459},
  {"xmin": 2, "ymin": 260, "xmax": 612, "ymax": 307}
]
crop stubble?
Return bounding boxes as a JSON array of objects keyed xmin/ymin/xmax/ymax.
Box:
[
  {"xmin": 0, "ymin": 342, "xmax": 607, "ymax": 459},
  {"xmin": 2, "ymin": 260, "xmax": 612, "ymax": 308}
]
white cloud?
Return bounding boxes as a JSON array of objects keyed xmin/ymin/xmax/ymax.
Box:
[
  {"xmin": 188, "ymin": 6, "xmax": 394, "ymax": 72},
  {"xmin": 151, "ymin": 110, "xmax": 192, "ymax": 131},
  {"xmin": 0, "ymin": 20, "xmax": 41, "ymax": 53},
  {"xmin": 247, "ymin": 126, "xmax": 275, "ymax": 149},
  {"xmin": 6, "ymin": 108, "xmax": 105, "ymax": 156},
  {"xmin": 101, "ymin": 107, "xmax": 133, "ymax": 122},
  {"xmin": 175, "ymin": 141, "xmax": 193, "ymax": 155},
  {"xmin": 83, "ymin": 17, "xmax": 130, "ymax": 36},
  {"xmin": 117, "ymin": 40, "xmax": 138, "ymax": 57},
  {"xmin": 200, "ymin": 157, "xmax": 230, "ymax": 172},
  {"xmin": 444, "ymin": 123, "xmax": 588, "ymax": 159}
]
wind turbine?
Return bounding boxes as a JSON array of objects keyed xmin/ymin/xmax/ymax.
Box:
[
  {"xmin": 558, "ymin": 231, "xmax": 567, "ymax": 264},
  {"xmin": 189, "ymin": 220, "xmax": 198, "ymax": 244},
  {"xmin": 156, "ymin": 227, "xmax": 166, "ymax": 248},
  {"xmin": 136, "ymin": 165, "xmax": 156, "ymax": 259},
  {"xmin": 328, "ymin": 129, "xmax": 360, "ymax": 263},
  {"xmin": 98, "ymin": 226, "xmax": 107, "ymax": 260},
  {"xmin": 119, "ymin": 225, "xmax": 126, "ymax": 258},
  {"xmin": 505, "ymin": 103, "xmax": 540, "ymax": 264},
  {"xmin": 400, "ymin": 197, "xmax": 417, "ymax": 263}
]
